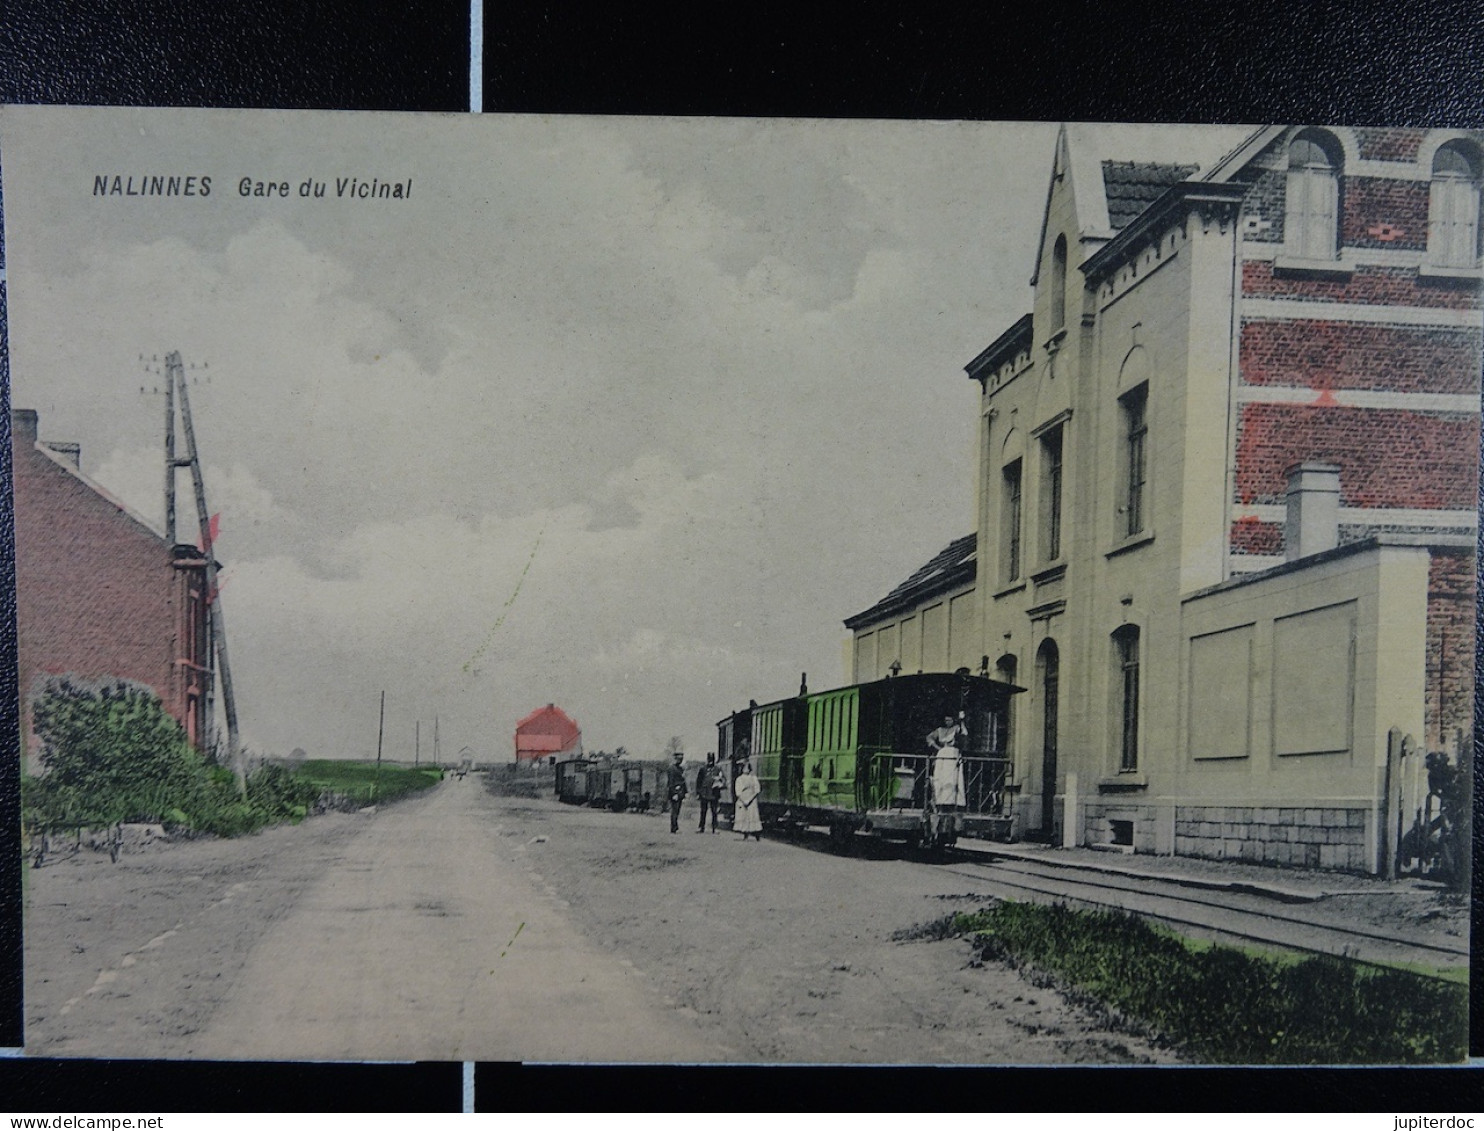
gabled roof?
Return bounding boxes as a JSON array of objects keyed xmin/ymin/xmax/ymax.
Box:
[
  {"xmin": 1102, "ymin": 161, "xmax": 1200, "ymax": 229},
  {"xmin": 845, "ymin": 534, "xmax": 976, "ymax": 630},
  {"xmin": 515, "ymin": 702, "xmax": 580, "ymax": 735},
  {"xmin": 27, "ymin": 430, "xmax": 169, "ymax": 545}
]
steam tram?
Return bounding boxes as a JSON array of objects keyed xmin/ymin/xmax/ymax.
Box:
[
  {"xmin": 718, "ymin": 671, "xmax": 1022, "ymax": 849},
  {"xmin": 556, "ymin": 756, "xmax": 667, "ymax": 812}
]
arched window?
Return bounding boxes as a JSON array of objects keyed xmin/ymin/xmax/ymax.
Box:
[
  {"xmin": 1002, "ymin": 458, "xmax": 1024, "ymax": 583},
  {"xmin": 1429, "ymin": 141, "xmax": 1482, "ymax": 268},
  {"xmin": 1050, "ymin": 234, "xmax": 1068, "ymax": 332},
  {"xmin": 1286, "ymin": 130, "xmax": 1340, "ymax": 260},
  {"xmin": 1119, "ymin": 383, "xmax": 1148, "ymax": 538},
  {"xmin": 995, "ymin": 654, "xmax": 1018, "ymax": 757},
  {"xmin": 1112, "ymin": 626, "xmax": 1141, "ymax": 772}
]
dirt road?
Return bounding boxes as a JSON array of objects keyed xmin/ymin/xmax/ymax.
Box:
[
  {"xmin": 25, "ymin": 776, "xmax": 1174, "ymax": 1064},
  {"xmin": 25, "ymin": 779, "xmax": 721, "ymax": 1062}
]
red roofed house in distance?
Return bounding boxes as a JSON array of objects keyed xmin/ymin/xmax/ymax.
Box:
[{"xmin": 514, "ymin": 703, "xmax": 582, "ymax": 766}]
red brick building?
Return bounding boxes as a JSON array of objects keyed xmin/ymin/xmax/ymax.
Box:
[
  {"xmin": 513, "ymin": 703, "xmax": 581, "ymax": 764},
  {"xmin": 12, "ymin": 408, "xmax": 212, "ymax": 757},
  {"xmin": 1217, "ymin": 127, "xmax": 1480, "ymax": 752},
  {"xmin": 847, "ymin": 126, "xmax": 1480, "ymax": 872}
]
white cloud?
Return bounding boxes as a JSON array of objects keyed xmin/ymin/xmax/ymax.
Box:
[{"xmin": 3, "ymin": 110, "xmax": 1257, "ymax": 765}]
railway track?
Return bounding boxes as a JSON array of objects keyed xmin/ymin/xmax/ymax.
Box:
[{"xmin": 936, "ymin": 850, "xmax": 1468, "ymax": 978}]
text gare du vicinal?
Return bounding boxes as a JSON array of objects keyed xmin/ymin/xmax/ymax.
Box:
[
  {"xmin": 238, "ymin": 176, "xmax": 412, "ymax": 199},
  {"xmin": 89, "ymin": 175, "xmax": 412, "ymax": 200}
]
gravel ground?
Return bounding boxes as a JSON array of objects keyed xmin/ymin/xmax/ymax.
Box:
[{"xmin": 487, "ymin": 790, "xmax": 1179, "ymax": 1064}]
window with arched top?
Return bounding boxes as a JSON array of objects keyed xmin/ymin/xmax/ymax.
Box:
[
  {"xmin": 995, "ymin": 654, "xmax": 1018, "ymax": 756},
  {"xmin": 1050, "ymin": 234, "xmax": 1067, "ymax": 332},
  {"xmin": 1112, "ymin": 626, "xmax": 1141, "ymax": 772},
  {"xmin": 1429, "ymin": 141, "xmax": 1482, "ymax": 268},
  {"xmin": 1285, "ymin": 130, "xmax": 1341, "ymax": 260}
]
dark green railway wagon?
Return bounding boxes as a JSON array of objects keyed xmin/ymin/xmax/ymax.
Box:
[
  {"xmin": 740, "ymin": 671, "xmax": 1021, "ymax": 848},
  {"xmin": 748, "ymin": 695, "xmax": 808, "ymax": 823},
  {"xmin": 555, "ymin": 756, "xmax": 591, "ymax": 804}
]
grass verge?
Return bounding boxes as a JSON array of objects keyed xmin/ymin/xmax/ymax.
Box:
[
  {"xmin": 956, "ymin": 901, "xmax": 1466, "ymax": 1064},
  {"xmin": 298, "ymin": 760, "xmax": 443, "ymax": 807}
]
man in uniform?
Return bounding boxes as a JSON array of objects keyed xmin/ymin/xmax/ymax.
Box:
[
  {"xmin": 696, "ymin": 752, "xmax": 722, "ymax": 833},
  {"xmin": 666, "ymin": 750, "xmax": 688, "ymax": 834}
]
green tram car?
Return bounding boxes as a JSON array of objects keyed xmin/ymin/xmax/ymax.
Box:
[{"xmin": 719, "ymin": 671, "xmax": 1022, "ymax": 848}]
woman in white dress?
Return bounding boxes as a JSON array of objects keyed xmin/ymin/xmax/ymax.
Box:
[
  {"xmin": 927, "ymin": 715, "xmax": 967, "ymax": 808},
  {"xmin": 732, "ymin": 760, "xmax": 763, "ymax": 840}
]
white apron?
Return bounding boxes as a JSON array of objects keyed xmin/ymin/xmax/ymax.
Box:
[{"xmin": 931, "ymin": 746, "xmax": 965, "ymax": 807}]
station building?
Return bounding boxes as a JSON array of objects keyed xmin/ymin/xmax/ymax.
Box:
[
  {"xmin": 846, "ymin": 126, "xmax": 1480, "ymax": 873},
  {"xmin": 12, "ymin": 408, "xmax": 213, "ymax": 758}
]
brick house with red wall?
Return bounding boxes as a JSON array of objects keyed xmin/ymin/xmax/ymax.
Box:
[
  {"xmin": 514, "ymin": 703, "xmax": 582, "ymax": 764},
  {"xmin": 12, "ymin": 408, "xmax": 212, "ymax": 758},
  {"xmin": 847, "ymin": 125, "xmax": 1479, "ymax": 872}
]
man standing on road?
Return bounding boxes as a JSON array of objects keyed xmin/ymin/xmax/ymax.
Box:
[
  {"xmin": 696, "ymin": 753, "xmax": 721, "ymax": 833},
  {"xmin": 667, "ymin": 750, "xmax": 688, "ymax": 834}
]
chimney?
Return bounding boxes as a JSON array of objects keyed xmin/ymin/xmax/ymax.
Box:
[
  {"xmin": 12, "ymin": 409, "xmax": 38, "ymax": 442},
  {"xmin": 1284, "ymin": 461, "xmax": 1341, "ymax": 561},
  {"xmin": 43, "ymin": 441, "xmax": 81, "ymax": 468}
]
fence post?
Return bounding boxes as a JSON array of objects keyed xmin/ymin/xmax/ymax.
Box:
[{"xmin": 1382, "ymin": 728, "xmax": 1402, "ymax": 878}]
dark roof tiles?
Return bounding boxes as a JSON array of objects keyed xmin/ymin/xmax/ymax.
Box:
[
  {"xmin": 1102, "ymin": 160, "xmax": 1200, "ymax": 229},
  {"xmin": 844, "ymin": 533, "xmax": 976, "ymax": 629}
]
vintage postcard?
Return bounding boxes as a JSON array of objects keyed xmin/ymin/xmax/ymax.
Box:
[{"xmin": 2, "ymin": 106, "xmax": 1474, "ymax": 1064}]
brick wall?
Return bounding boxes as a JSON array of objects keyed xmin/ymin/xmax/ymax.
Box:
[
  {"xmin": 12, "ymin": 410, "xmax": 206, "ymax": 754},
  {"xmin": 1356, "ymin": 128, "xmax": 1424, "ymax": 162},
  {"xmin": 1426, "ymin": 547, "xmax": 1476, "ymax": 749},
  {"xmin": 1243, "ymin": 261, "xmax": 1482, "ymax": 309},
  {"xmin": 1229, "ymin": 517, "xmax": 1283, "ymax": 556},
  {"xmin": 1236, "ymin": 168, "xmax": 1286, "ymax": 244},
  {"xmin": 1234, "ymin": 404, "xmax": 1478, "ymax": 508},
  {"xmin": 1240, "ymin": 323, "xmax": 1481, "ymax": 394},
  {"xmin": 1341, "ymin": 178, "xmax": 1430, "ymax": 250}
]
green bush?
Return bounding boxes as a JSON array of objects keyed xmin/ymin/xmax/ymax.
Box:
[
  {"xmin": 26, "ymin": 677, "xmax": 327, "ymax": 838},
  {"xmin": 31, "ymin": 677, "xmax": 210, "ymax": 826},
  {"xmin": 957, "ymin": 901, "xmax": 1466, "ymax": 1064}
]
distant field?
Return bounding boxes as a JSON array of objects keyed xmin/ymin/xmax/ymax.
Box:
[{"xmin": 298, "ymin": 760, "xmax": 444, "ymax": 805}]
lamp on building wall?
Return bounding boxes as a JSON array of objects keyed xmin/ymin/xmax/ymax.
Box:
[{"xmin": 888, "ymin": 659, "xmax": 902, "ymax": 678}]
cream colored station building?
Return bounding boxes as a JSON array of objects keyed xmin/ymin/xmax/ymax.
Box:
[{"xmin": 846, "ymin": 125, "xmax": 1480, "ymax": 873}]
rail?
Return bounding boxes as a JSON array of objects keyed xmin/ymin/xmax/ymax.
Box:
[{"xmin": 863, "ymin": 751, "xmax": 1012, "ymax": 815}]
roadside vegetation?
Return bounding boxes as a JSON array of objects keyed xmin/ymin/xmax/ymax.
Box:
[
  {"xmin": 21, "ymin": 677, "xmax": 438, "ymax": 852},
  {"xmin": 955, "ymin": 901, "xmax": 1466, "ymax": 1064},
  {"xmin": 296, "ymin": 759, "xmax": 443, "ymax": 807}
]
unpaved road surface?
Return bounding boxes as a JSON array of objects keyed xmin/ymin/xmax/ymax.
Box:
[
  {"xmin": 26, "ymin": 776, "xmax": 1172, "ymax": 1064},
  {"xmin": 26, "ymin": 779, "xmax": 719, "ymax": 1062}
]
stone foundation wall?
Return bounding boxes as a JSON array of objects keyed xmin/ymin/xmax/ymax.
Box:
[{"xmin": 1081, "ymin": 801, "xmax": 1372, "ymax": 872}]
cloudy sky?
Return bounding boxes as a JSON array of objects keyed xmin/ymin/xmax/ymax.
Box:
[{"xmin": 1, "ymin": 107, "xmax": 1252, "ymax": 762}]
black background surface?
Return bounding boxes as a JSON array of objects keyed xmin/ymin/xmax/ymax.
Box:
[{"xmin": 0, "ymin": 0, "xmax": 1480, "ymax": 1112}]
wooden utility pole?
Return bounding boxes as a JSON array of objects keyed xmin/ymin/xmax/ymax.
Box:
[
  {"xmin": 373, "ymin": 690, "xmax": 386, "ymax": 803},
  {"xmin": 415, "ymin": 719, "xmax": 420, "ymax": 766},
  {"xmin": 163, "ymin": 361, "xmax": 176, "ymax": 543},
  {"xmin": 434, "ymin": 715, "xmax": 440, "ymax": 766},
  {"xmin": 165, "ymin": 351, "xmax": 243, "ymax": 794}
]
